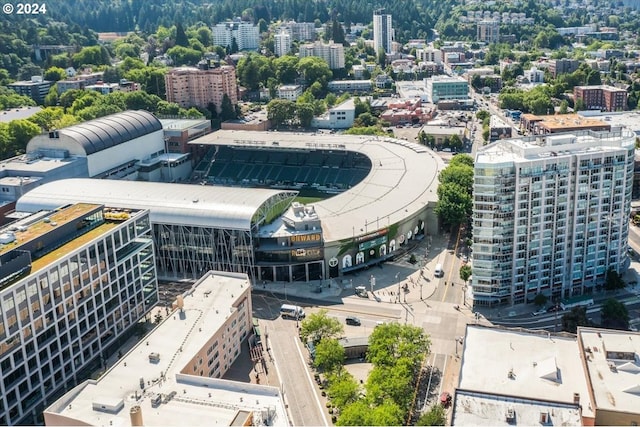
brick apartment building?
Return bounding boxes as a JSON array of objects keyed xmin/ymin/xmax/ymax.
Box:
[
  {"xmin": 165, "ymin": 65, "xmax": 238, "ymax": 110},
  {"xmin": 574, "ymin": 85, "xmax": 628, "ymax": 112}
]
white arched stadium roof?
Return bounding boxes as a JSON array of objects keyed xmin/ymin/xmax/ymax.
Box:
[
  {"xmin": 191, "ymin": 130, "xmax": 445, "ymax": 242},
  {"xmin": 16, "ymin": 179, "xmax": 297, "ymax": 231},
  {"xmin": 27, "ymin": 110, "xmax": 162, "ymax": 156}
]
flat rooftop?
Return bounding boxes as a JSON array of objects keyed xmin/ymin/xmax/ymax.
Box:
[
  {"xmin": 578, "ymin": 327, "xmax": 640, "ymax": 415},
  {"xmin": 579, "ymin": 110, "xmax": 640, "ymax": 134},
  {"xmin": 137, "ymin": 152, "xmax": 189, "ymax": 166},
  {"xmin": 159, "ymin": 118, "xmax": 210, "ymax": 131},
  {"xmin": 0, "ymin": 154, "xmax": 84, "ymax": 174},
  {"xmin": 457, "ymin": 325, "xmax": 594, "ymax": 419},
  {"xmin": 30, "ymin": 221, "xmax": 119, "ymax": 274},
  {"xmin": 192, "ymin": 130, "xmax": 443, "ymax": 242},
  {"xmin": 541, "ymin": 116, "xmax": 609, "ymax": 131},
  {"xmin": 453, "ymin": 389, "xmax": 582, "ymax": 426},
  {"xmin": 0, "ymin": 203, "xmax": 100, "ymax": 256},
  {"xmin": 0, "ymin": 106, "xmax": 42, "ymax": 123},
  {"xmin": 0, "ymin": 176, "xmax": 42, "ymax": 186},
  {"xmin": 44, "ymin": 271, "xmax": 288, "ymax": 426},
  {"xmin": 476, "ymin": 129, "xmax": 636, "ymax": 165}
]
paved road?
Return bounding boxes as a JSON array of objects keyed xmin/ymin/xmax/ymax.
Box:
[
  {"xmin": 268, "ymin": 315, "xmax": 328, "ymax": 426},
  {"xmin": 492, "ymin": 296, "xmax": 640, "ymax": 331}
]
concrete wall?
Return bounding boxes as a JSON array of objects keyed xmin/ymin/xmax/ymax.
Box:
[{"xmin": 87, "ymin": 130, "xmax": 164, "ymax": 177}]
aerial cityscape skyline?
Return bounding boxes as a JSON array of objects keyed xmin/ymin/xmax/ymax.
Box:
[{"xmin": 1, "ymin": 0, "xmax": 640, "ymax": 425}]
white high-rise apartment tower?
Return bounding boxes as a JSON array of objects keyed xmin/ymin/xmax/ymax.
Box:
[
  {"xmin": 274, "ymin": 29, "xmax": 292, "ymax": 57},
  {"xmin": 212, "ymin": 20, "xmax": 259, "ymax": 51},
  {"xmin": 471, "ymin": 130, "xmax": 635, "ymax": 307},
  {"xmin": 373, "ymin": 9, "xmax": 393, "ymax": 54}
]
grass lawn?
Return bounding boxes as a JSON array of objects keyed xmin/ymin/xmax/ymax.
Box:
[{"xmin": 294, "ymin": 196, "xmax": 324, "ymax": 205}]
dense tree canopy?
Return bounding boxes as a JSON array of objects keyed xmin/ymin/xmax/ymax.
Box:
[
  {"xmin": 561, "ymin": 307, "xmax": 591, "ymax": 333},
  {"xmin": 299, "ymin": 309, "xmax": 344, "ymax": 343},
  {"xmin": 600, "ymin": 299, "xmax": 630, "ymax": 330},
  {"xmin": 314, "ymin": 338, "xmax": 345, "ymax": 372}
]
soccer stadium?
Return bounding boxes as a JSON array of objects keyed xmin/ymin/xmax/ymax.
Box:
[
  {"xmin": 17, "ymin": 130, "xmax": 444, "ymax": 283},
  {"xmin": 191, "ymin": 130, "xmax": 444, "ymax": 282}
]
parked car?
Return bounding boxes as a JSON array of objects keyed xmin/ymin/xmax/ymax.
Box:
[
  {"xmin": 345, "ymin": 316, "xmax": 361, "ymax": 326},
  {"xmin": 547, "ymin": 305, "xmax": 562, "ymax": 313},
  {"xmin": 532, "ymin": 308, "xmax": 546, "ymax": 316}
]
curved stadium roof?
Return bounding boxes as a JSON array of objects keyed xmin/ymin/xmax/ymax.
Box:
[
  {"xmin": 59, "ymin": 110, "xmax": 162, "ymax": 155},
  {"xmin": 16, "ymin": 180, "xmax": 297, "ymax": 231}
]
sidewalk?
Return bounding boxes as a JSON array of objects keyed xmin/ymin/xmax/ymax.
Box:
[
  {"xmin": 258, "ymin": 232, "xmax": 450, "ymax": 307},
  {"xmin": 474, "ymin": 261, "xmax": 640, "ymax": 322}
]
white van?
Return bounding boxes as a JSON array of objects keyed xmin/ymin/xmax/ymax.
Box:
[
  {"xmin": 280, "ymin": 304, "xmax": 305, "ymax": 319},
  {"xmin": 434, "ymin": 263, "xmax": 444, "ymax": 278}
]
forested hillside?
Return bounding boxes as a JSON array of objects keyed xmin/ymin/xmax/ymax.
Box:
[{"xmin": 4, "ymin": 0, "xmax": 457, "ymax": 37}]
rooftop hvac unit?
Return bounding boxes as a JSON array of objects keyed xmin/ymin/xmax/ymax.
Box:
[
  {"xmin": 539, "ymin": 411, "xmax": 549, "ymax": 424},
  {"xmin": 505, "ymin": 408, "xmax": 515, "ymax": 423}
]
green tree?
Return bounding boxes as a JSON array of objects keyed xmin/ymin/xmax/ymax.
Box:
[
  {"xmin": 220, "ymin": 94, "xmax": 237, "ymax": 121},
  {"xmin": 157, "ymin": 100, "xmax": 182, "ymax": 116},
  {"xmin": 325, "ymin": 93, "xmax": 338, "ymax": 108},
  {"xmin": 296, "ymin": 102, "xmax": 315, "ymax": 128},
  {"xmin": 7, "ymin": 119, "xmax": 41, "ymax": 154},
  {"xmin": 297, "ymin": 57, "xmax": 332, "ymax": 89},
  {"xmin": 194, "ymin": 26, "xmax": 213, "ymax": 47},
  {"xmin": 604, "ymin": 268, "xmax": 625, "ymax": 291},
  {"xmin": 337, "ymin": 400, "xmax": 369, "ymax": 426},
  {"xmin": 266, "ymin": 99, "xmax": 297, "ymax": 128},
  {"xmin": 28, "ymin": 107, "xmax": 64, "ymax": 130},
  {"xmin": 0, "ymin": 68, "xmax": 12, "ymax": 85},
  {"xmin": 435, "ymin": 183, "xmax": 473, "ymax": 227},
  {"xmin": 476, "ymin": 110, "xmax": 490, "ymax": 121},
  {"xmin": 0, "ymin": 87, "xmax": 36, "ymax": 110},
  {"xmin": 274, "ymin": 55, "xmax": 299, "ymax": 84},
  {"xmin": 0, "ymin": 123, "xmax": 13, "ymax": 158},
  {"xmin": 119, "ymin": 57, "xmax": 146, "ymax": 73},
  {"xmin": 354, "ymin": 112, "xmax": 377, "ymax": 127},
  {"xmin": 237, "ymin": 54, "xmax": 273, "ymax": 91},
  {"xmin": 122, "ymin": 91, "xmax": 162, "ymax": 111},
  {"xmin": 559, "ymin": 100, "xmax": 569, "ymax": 114},
  {"xmin": 72, "ymin": 45, "xmax": 111, "ymax": 67},
  {"xmin": 561, "ymin": 307, "xmax": 590, "ymax": 333},
  {"xmin": 417, "ymin": 404, "xmax": 446, "ymax": 426},
  {"xmin": 367, "ymin": 323, "xmax": 430, "ymax": 369},
  {"xmin": 258, "ymin": 18, "xmax": 269, "ymax": 34},
  {"xmin": 377, "ymin": 50, "xmax": 387, "ymax": 68},
  {"xmin": 533, "ymin": 293, "xmax": 548, "ymax": 307},
  {"xmin": 438, "ymin": 165, "xmax": 473, "ymax": 195},
  {"xmin": 43, "ymin": 85, "xmax": 59, "ymax": 107},
  {"xmin": 114, "ymin": 42, "xmax": 140, "ymax": 59},
  {"xmin": 314, "ymin": 338, "xmax": 345, "ymax": 372},
  {"xmin": 449, "ymin": 154, "xmax": 474, "ymax": 168},
  {"xmin": 369, "ymin": 401, "xmax": 404, "ymax": 426},
  {"xmin": 459, "ymin": 265, "xmax": 472, "ymax": 283},
  {"xmin": 299, "ymin": 309, "xmax": 344, "ymax": 343},
  {"xmin": 166, "ymin": 46, "xmax": 202, "ymax": 66},
  {"xmin": 600, "ymin": 298, "xmax": 630, "ymax": 330},
  {"xmin": 43, "ymin": 66, "xmax": 67, "ymax": 82},
  {"xmin": 366, "ymin": 360, "xmax": 414, "ymax": 408},
  {"xmin": 326, "ymin": 369, "xmax": 360, "ymax": 409},
  {"xmin": 175, "ymin": 23, "xmax": 189, "ymax": 47}
]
